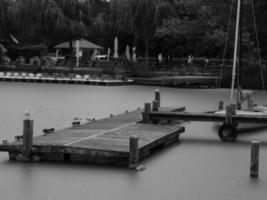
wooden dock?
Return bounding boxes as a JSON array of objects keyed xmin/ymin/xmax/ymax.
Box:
[
  {"xmin": 149, "ymin": 111, "xmax": 267, "ymax": 124},
  {"xmin": 0, "ymin": 74, "xmax": 133, "ymax": 86},
  {"xmin": 147, "ymin": 104, "xmax": 267, "ymax": 141},
  {"xmin": 133, "ymin": 75, "xmax": 219, "ymax": 88},
  {"xmin": 0, "ymin": 107, "xmax": 184, "ymax": 167}
]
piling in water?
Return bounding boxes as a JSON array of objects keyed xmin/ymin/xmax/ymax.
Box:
[
  {"xmin": 250, "ymin": 141, "xmax": 260, "ymax": 178},
  {"xmin": 152, "ymin": 100, "xmax": 159, "ymax": 112},
  {"xmin": 230, "ymin": 104, "xmax": 236, "ymax": 115},
  {"xmin": 155, "ymin": 89, "xmax": 160, "ymax": 107},
  {"xmin": 225, "ymin": 105, "xmax": 234, "ymax": 126},
  {"xmin": 129, "ymin": 136, "xmax": 139, "ymax": 169},
  {"xmin": 143, "ymin": 103, "xmax": 151, "ymax": 123},
  {"xmin": 23, "ymin": 119, "xmax": 33, "ymax": 157}
]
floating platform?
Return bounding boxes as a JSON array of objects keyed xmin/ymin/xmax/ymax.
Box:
[
  {"xmin": 0, "ymin": 76, "xmax": 133, "ymax": 86},
  {"xmin": 149, "ymin": 111, "xmax": 267, "ymax": 124},
  {"xmin": 133, "ymin": 75, "xmax": 219, "ymax": 88},
  {"xmin": 0, "ymin": 108, "xmax": 184, "ymax": 167},
  {"xmin": 148, "ymin": 105, "xmax": 267, "ymax": 141}
]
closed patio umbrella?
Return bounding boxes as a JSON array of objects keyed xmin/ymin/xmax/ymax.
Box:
[{"xmin": 113, "ymin": 37, "xmax": 119, "ymax": 58}]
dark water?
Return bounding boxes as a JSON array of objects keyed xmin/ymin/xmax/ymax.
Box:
[{"xmin": 1, "ymin": 82, "xmax": 267, "ymax": 200}]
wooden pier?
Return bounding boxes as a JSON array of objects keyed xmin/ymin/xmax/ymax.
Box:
[
  {"xmin": 147, "ymin": 104, "xmax": 267, "ymax": 141},
  {"xmin": 149, "ymin": 111, "xmax": 267, "ymax": 124},
  {"xmin": 0, "ymin": 74, "xmax": 132, "ymax": 86},
  {"xmin": 133, "ymin": 75, "xmax": 219, "ymax": 88},
  {"xmin": 0, "ymin": 105, "xmax": 185, "ymax": 167}
]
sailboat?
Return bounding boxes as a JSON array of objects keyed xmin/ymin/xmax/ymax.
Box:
[{"xmin": 215, "ymin": 0, "xmax": 267, "ymax": 141}]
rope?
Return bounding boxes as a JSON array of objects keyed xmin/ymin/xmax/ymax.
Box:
[
  {"xmin": 218, "ymin": 0, "xmax": 235, "ymax": 88},
  {"xmin": 251, "ymin": 0, "xmax": 266, "ymax": 98}
]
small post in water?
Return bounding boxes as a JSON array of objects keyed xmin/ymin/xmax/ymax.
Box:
[
  {"xmin": 143, "ymin": 102, "xmax": 151, "ymax": 123},
  {"xmin": 23, "ymin": 108, "xmax": 33, "ymax": 158},
  {"xmin": 250, "ymin": 141, "xmax": 260, "ymax": 178},
  {"xmin": 155, "ymin": 89, "xmax": 161, "ymax": 107},
  {"xmin": 129, "ymin": 135, "xmax": 139, "ymax": 169}
]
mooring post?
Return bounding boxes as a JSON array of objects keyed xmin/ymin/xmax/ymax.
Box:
[
  {"xmin": 152, "ymin": 100, "xmax": 159, "ymax": 112},
  {"xmin": 218, "ymin": 101, "xmax": 224, "ymax": 111},
  {"xmin": 143, "ymin": 103, "xmax": 151, "ymax": 123},
  {"xmin": 72, "ymin": 115, "xmax": 80, "ymax": 127},
  {"xmin": 230, "ymin": 103, "xmax": 236, "ymax": 115},
  {"xmin": 225, "ymin": 105, "xmax": 233, "ymax": 126},
  {"xmin": 129, "ymin": 135, "xmax": 139, "ymax": 169},
  {"xmin": 250, "ymin": 141, "xmax": 260, "ymax": 178},
  {"xmin": 23, "ymin": 108, "xmax": 33, "ymax": 158},
  {"xmin": 155, "ymin": 89, "xmax": 160, "ymax": 107}
]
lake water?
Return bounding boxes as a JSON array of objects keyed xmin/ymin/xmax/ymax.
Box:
[{"xmin": 0, "ymin": 82, "xmax": 267, "ymax": 200}]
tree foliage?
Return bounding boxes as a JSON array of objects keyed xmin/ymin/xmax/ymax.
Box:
[{"xmin": 0, "ymin": 0, "xmax": 266, "ymax": 60}]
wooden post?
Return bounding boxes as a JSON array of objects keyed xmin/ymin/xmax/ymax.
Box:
[
  {"xmin": 218, "ymin": 101, "xmax": 224, "ymax": 110},
  {"xmin": 250, "ymin": 141, "xmax": 260, "ymax": 178},
  {"xmin": 152, "ymin": 100, "xmax": 159, "ymax": 112},
  {"xmin": 143, "ymin": 103, "xmax": 151, "ymax": 123},
  {"xmin": 23, "ymin": 110, "xmax": 33, "ymax": 158},
  {"xmin": 225, "ymin": 105, "xmax": 233, "ymax": 126},
  {"xmin": 230, "ymin": 103, "xmax": 236, "ymax": 115},
  {"xmin": 155, "ymin": 89, "xmax": 160, "ymax": 107},
  {"xmin": 129, "ymin": 136, "xmax": 139, "ymax": 169}
]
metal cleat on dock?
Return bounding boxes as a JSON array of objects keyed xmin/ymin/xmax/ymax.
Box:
[{"xmin": 43, "ymin": 128, "xmax": 55, "ymax": 134}]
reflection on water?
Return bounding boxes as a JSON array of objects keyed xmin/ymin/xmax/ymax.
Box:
[{"xmin": 1, "ymin": 82, "xmax": 267, "ymax": 200}]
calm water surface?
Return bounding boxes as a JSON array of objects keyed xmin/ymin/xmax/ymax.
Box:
[{"xmin": 1, "ymin": 82, "xmax": 267, "ymax": 200}]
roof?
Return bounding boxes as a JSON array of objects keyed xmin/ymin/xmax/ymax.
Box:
[{"xmin": 54, "ymin": 39, "xmax": 103, "ymax": 49}]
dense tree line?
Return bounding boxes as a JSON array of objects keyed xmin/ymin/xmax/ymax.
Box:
[{"xmin": 0, "ymin": 0, "xmax": 267, "ymax": 65}]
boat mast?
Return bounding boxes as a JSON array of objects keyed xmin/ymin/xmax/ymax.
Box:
[
  {"xmin": 230, "ymin": 0, "xmax": 241, "ymax": 103},
  {"xmin": 237, "ymin": 0, "xmax": 243, "ymax": 109}
]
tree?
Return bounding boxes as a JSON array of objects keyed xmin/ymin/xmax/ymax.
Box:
[
  {"xmin": 133, "ymin": 0, "xmax": 156, "ymax": 68},
  {"xmin": 0, "ymin": 0, "xmax": 12, "ymax": 64},
  {"xmin": 0, "ymin": 0, "xmax": 11, "ymax": 38},
  {"xmin": 155, "ymin": 1, "xmax": 176, "ymax": 27}
]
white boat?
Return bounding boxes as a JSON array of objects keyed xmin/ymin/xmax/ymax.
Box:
[{"xmin": 215, "ymin": 0, "xmax": 267, "ymax": 141}]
